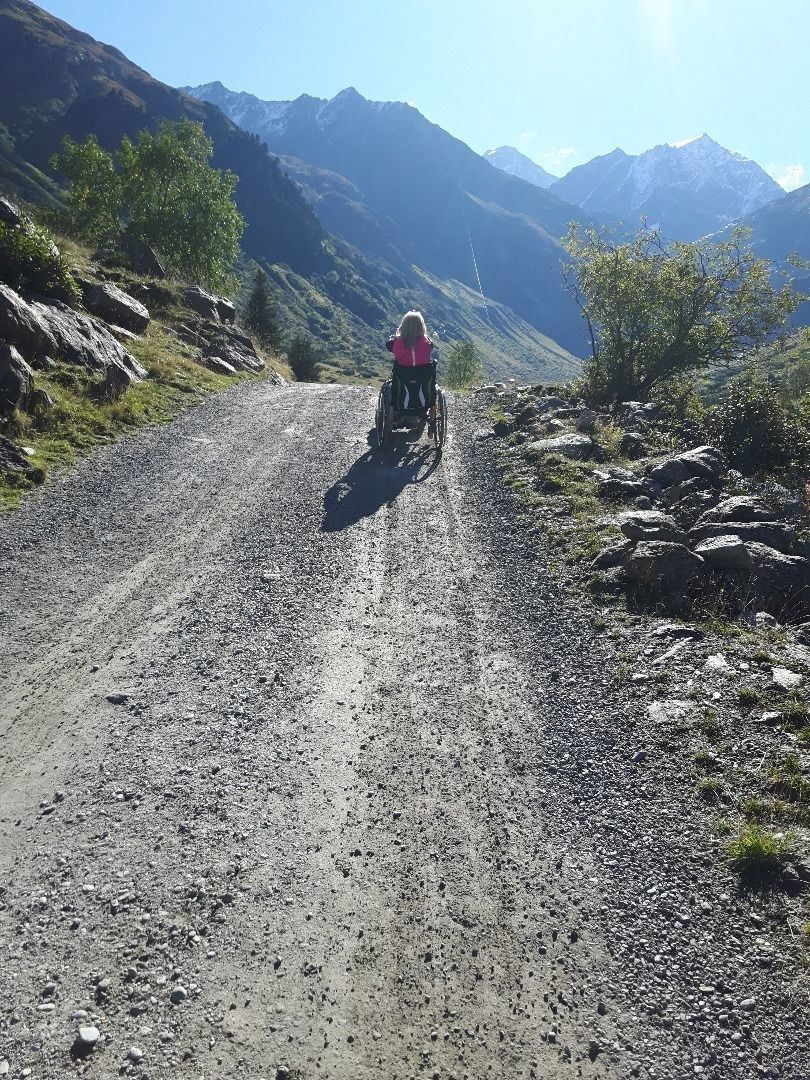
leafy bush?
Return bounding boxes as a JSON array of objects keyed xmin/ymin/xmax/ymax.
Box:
[
  {"xmin": 563, "ymin": 224, "xmax": 801, "ymax": 404},
  {"xmin": 52, "ymin": 121, "xmax": 244, "ymax": 290},
  {"xmin": 706, "ymin": 365, "xmax": 810, "ymax": 476},
  {"xmin": 0, "ymin": 220, "xmax": 80, "ymax": 304},
  {"xmin": 444, "ymin": 339, "xmax": 482, "ymax": 389}
]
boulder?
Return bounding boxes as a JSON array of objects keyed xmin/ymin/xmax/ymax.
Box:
[
  {"xmin": 183, "ymin": 286, "xmax": 222, "ymax": 321},
  {"xmin": 0, "ymin": 282, "xmax": 57, "ymax": 359},
  {"xmin": 98, "ymin": 364, "xmax": 137, "ymax": 402},
  {"xmin": 620, "ymin": 510, "xmax": 687, "ymax": 543},
  {"xmin": 619, "ymin": 431, "xmax": 645, "ymax": 458},
  {"xmin": 527, "ymin": 433, "xmax": 594, "ymax": 460},
  {"xmin": 30, "ymin": 298, "xmax": 146, "ymax": 379},
  {"xmin": 215, "ymin": 298, "xmax": 236, "ymax": 324},
  {"xmin": 746, "ymin": 543, "xmax": 810, "ymax": 613},
  {"xmin": 83, "ymin": 283, "xmax": 150, "ymax": 334},
  {"xmin": 624, "ymin": 541, "xmax": 706, "ymax": 590},
  {"xmin": 30, "ymin": 387, "xmax": 54, "ymax": 412},
  {"xmin": 598, "ymin": 478, "xmax": 649, "ymax": 502},
  {"xmin": 0, "ymin": 196, "xmax": 24, "ymax": 228},
  {"xmin": 200, "ymin": 325, "xmax": 264, "ymax": 373},
  {"xmin": 121, "ymin": 235, "xmax": 165, "ymax": 278},
  {"xmin": 534, "ymin": 396, "xmax": 569, "ymax": 414},
  {"xmin": 689, "ymin": 521, "xmax": 796, "ymax": 554},
  {"xmin": 0, "ymin": 434, "xmax": 33, "ymax": 472},
  {"xmin": 203, "ymin": 355, "xmax": 238, "ymax": 376},
  {"xmin": 697, "ymin": 496, "xmax": 776, "ymax": 526},
  {"xmin": 650, "ymin": 445, "xmax": 727, "ymax": 487},
  {"xmin": 577, "ymin": 408, "xmax": 598, "ymax": 433},
  {"xmin": 694, "ymin": 535, "xmax": 754, "ymax": 571},
  {"xmin": 0, "ymin": 344, "xmax": 34, "ymax": 414},
  {"xmin": 678, "ymin": 446, "xmax": 727, "ymax": 479},
  {"xmin": 591, "ymin": 539, "xmax": 634, "ymax": 571}
]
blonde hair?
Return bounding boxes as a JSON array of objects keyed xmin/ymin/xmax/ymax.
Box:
[{"xmin": 398, "ymin": 310, "xmax": 428, "ymax": 348}]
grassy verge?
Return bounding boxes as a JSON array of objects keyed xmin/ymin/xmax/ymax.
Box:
[{"xmin": 1, "ymin": 325, "xmax": 245, "ymax": 510}]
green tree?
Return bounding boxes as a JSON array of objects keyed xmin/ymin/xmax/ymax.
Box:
[
  {"xmin": 562, "ymin": 224, "xmax": 802, "ymax": 405},
  {"xmin": 53, "ymin": 121, "xmax": 244, "ymax": 290},
  {"xmin": 51, "ymin": 134, "xmax": 121, "ymax": 245},
  {"xmin": 444, "ymin": 339, "xmax": 482, "ymax": 389},
  {"xmin": 287, "ymin": 332, "xmax": 321, "ymax": 382},
  {"xmin": 243, "ymin": 267, "xmax": 281, "ymax": 350}
]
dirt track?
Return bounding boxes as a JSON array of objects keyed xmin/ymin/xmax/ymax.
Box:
[{"xmin": 0, "ymin": 383, "xmax": 807, "ymax": 1080}]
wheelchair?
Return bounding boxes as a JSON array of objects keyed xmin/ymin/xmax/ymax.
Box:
[{"xmin": 375, "ymin": 361, "xmax": 447, "ymax": 451}]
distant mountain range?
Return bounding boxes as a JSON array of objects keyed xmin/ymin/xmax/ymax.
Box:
[
  {"xmin": 547, "ymin": 135, "xmax": 782, "ymax": 241},
  {"xmin": 0, "ymin": 1, "xmax": 583, "ymax": 381},
  {"xmin": 184, "ymin": 81, "xmax": 600, "ymax": 355},
  {"xmin": 483, "ymin": 146, "xmax": 557, "ymax": 190}
]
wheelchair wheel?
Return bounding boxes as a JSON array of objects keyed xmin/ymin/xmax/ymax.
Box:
[
  {"xmin": 375, "ymin": 381, "xmax": 393, "ymax": 448},
  {"xmin": 433, "ymin": 388, "xmax": 447, "ymax": 450}
]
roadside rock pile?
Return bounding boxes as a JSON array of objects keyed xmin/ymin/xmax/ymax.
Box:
[{"xmin": 480, "ymin": 383, "xmax": 810, "ymax": 621}]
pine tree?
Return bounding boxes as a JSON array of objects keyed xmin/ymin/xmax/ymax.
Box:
[
  {"xmin": 243, "ymin": 267, "xmax": 281, "ymax": 350},
  {"xmin": 287, "ymin": 332, "xmax": 321, "ymax": 383}
]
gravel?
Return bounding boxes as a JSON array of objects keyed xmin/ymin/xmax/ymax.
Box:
[{"xmin": 0, "ymin": 381, "xmax": 807, "ymax": 1079}]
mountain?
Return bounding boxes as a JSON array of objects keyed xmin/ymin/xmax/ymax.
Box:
[
  {"xmin": 484, "ymin": 146, "xmax": 557, "ymax": 189},
  {"xmin": 184, "ymin": 81, "xmax": 594, "ymax": 354},
  {"xmin": 0, "ymin": 1, "xmax": 580, "ymax": 381},
  {"xmin": 730, "ymin": 182, "xmax": 810, "ymax": 327},
  {"xmin": 551, "ymin": 135, "xmax": 783, "ymax": 241}
]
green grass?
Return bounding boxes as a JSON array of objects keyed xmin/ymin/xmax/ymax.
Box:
[
  {"xmin": 737, "ymin": 686, "xmax": 764, "ymax": 709},
  {"xmin": 726, "ymin": 822, "xmax": 792, "ymax": 879},
  {"xmin": 697, "ymin": 776, "xmax": 724, "ymax": 803},
  {"xmin": 0, "ymin": 325, "xmax": 243, "ymax": 509}
]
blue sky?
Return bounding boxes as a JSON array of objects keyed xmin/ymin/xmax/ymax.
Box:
[{"xmin": 43, "ymin": 0, "xmax": 809, "ymax": 189}]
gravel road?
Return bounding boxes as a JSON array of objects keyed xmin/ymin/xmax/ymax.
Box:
[{"xmin": 0, "ymin": 383, "xmax": 807, "ymax": 1080}]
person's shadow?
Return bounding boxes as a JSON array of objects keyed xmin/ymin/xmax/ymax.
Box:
[{"xmin": 321, "ymin": 429, "xmax": 441, "ymax": 532}]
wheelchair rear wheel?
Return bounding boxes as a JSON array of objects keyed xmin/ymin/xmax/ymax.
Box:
[
  {"xmin": 433, "ymin": 388, "xmax": 447, "ymax": 450},
  {"xmin": 375, "ymin": 381, "xmax": 393, "ymax": 448}
]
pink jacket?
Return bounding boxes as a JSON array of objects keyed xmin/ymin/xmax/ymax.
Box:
[{"xmin": 386, "ymin": 335, "xmax": 433, "ymax": 366}]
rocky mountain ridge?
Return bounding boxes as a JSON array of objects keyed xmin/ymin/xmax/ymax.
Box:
[{"xmin": 549, "ymin": 135, "xmax": 784, "ymax": 240}]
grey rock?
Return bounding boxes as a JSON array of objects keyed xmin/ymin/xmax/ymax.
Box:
[
  {"xmin": 527, "ymin": 433, "xmax": 594, "ymax": 460},
  {"xmin": 771, "ymin": 666, "xmax": 803, "ymax": 690},
  {"xmin": 591, "ymin": 539, "xmax": 634, "ymax": 571},
  {"xmin": 31, "ymin": 387, "xmax": 55, "ymax": 412},
  {"xmin": 746, "ymin": 543, "xmax": 810, "ymax": 612},
  {"xmin": 0, "ymin": 343, "xmax": 34, "ymax": 414},
  {"xmin": 121, "ymin": 235, "xmax": 166, "ymax": 277},
  {"xmin": 694, "ymin": 535, "xmax": 754, "ymax": 571},
  {"xmin": 620, "ymin": 510, "xmax": 686, "ymax": 543},
  {"xmin": 183, "ymin": 285, "xmax": 225, "ymax": 321},
  {"xmin": 624, "ymin": 541, "xmax": 705, "ymax": 589},
  {"xmin": 215, "ymin": 297, "xmax": 236, "ymax": 324},
  {"xmin": 0, "ymin": 435, "xmax": 33, "ymax": 472},
  {"xmin": 84, "ymin": 283, "xmax": 150, "ymax": 334},
  {"xmin": 203, "ymin": 355, "xmax": 238, "ymax": 377},
  {"xmin": 689, "ymin": 521, "xmax": 795, "ymax": 553},
  {"xmin": 77, "ymin": 1025, "xmax": 100, "ymax": 1047},
  {"xmin": 576, "ymin": 408, "xmax": 598, "ymax": 432},
  {"xmin": 0, "ymin": 282, "xmax": 58, "ymax": 359},
  {"xmin": 32, "ymin": 298, "xmax": 147, "ymax": 378},
  {"xmin": 534, "ymin": 395, "xmax": 568, "ymax": 414},
  {"xmin": 697, "ymin": 496, "xmax": 776, "ymax": 526},
  {"xmin": 598, "ymin": 477, "xmax": 649, "ymax": 502},
  {"xmin": 678, "ymin": 445, "xmax": 727, "ymax": 479},
  {"xmin": 649, "ymin": 457, "xmax": 692, "ymax": 486},
  {"xmin": 170, "ymin": 986, "xmax": 188, "ymax": 1004},
  {"xmin": 619, "ymin": 431, "xmax": 645, "ymax": 458},
  {"xmin": 0, "ymin": 195, "xmax": 24, "ymax": 228},
  {"xmin": 98, "ymin": 364, "xmax": 137, "ymax": 402}
]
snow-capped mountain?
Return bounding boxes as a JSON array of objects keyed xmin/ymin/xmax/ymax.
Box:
[
  {"xmin": 551, "ymin": 134, "xmax": 784, "ymax": 240},
  {"xmin": 183, "ymin": 81, "xmax": 599, "ymax": 355},
  {"xmin": 484, "ymin": 146, "xmax": 557, "ymax": 189}
]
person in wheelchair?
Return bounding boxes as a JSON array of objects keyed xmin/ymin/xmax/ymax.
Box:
[{"xmin": 385, "ymin": 310, "xmax": 437, "ymax": 434}]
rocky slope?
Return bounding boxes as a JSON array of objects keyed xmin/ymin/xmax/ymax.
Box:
[{"xmin": 551, "ymin": 136, "xmax": 784, "ymax": 241}]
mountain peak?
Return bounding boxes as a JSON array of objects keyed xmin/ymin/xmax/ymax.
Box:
[
  {"xmin": 484, "ymin": 146, "xmax": 557, "ymax": 189},
  {"xmin": 332, "ymin": 86, "xmax": 364, "ymax": 103}
]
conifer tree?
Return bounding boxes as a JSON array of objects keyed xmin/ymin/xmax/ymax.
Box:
[{"xmin": 243, "ymin": 267, "xmax": 281, "ymax": 350}]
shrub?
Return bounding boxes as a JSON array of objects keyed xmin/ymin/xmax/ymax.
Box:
[
  {"xmin": 444, "ymin": 339, "xmax": 482, "ymax": 389},
  {"xmin": 706, "ymin": 365, "xmax": 810, "ymax": 476},
  {"xmin": 0, "ymin": 220, "xmax": 80, "ymax": 304}
]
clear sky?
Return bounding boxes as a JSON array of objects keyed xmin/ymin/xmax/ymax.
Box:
[{"xmin": 40, "ymin": 0, "xmax": 810, "ymax": 189}]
